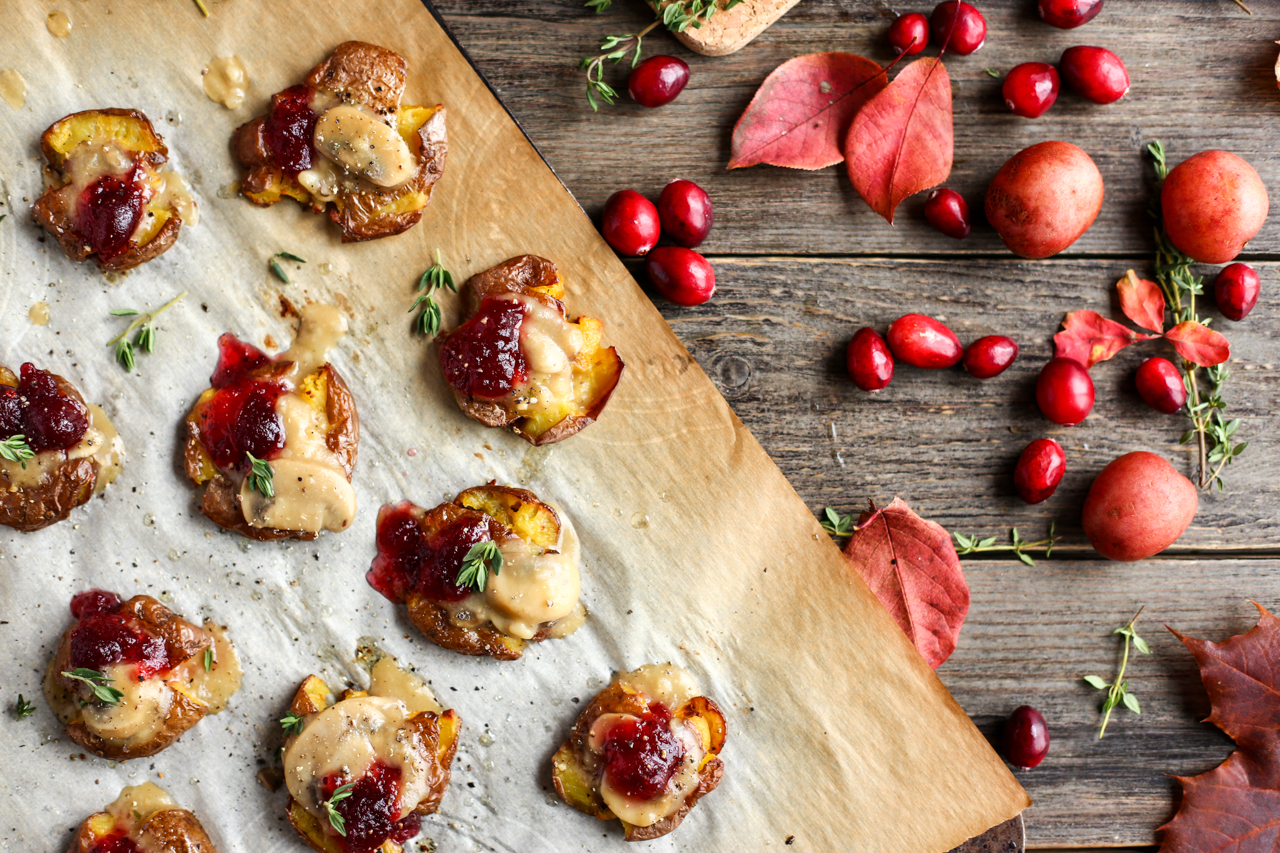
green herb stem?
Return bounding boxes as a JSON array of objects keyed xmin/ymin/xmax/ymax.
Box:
[
  {"xmin": 0, "ymin": 435, "xmax": 35, "ymax": 469},
  {"xmin": 1084, "ymin": 606, "xmax": 1149, "ymax": 739},
  {"xmin": 107, "ymin": 291, "xmax": 187, "ymax": 372},
  {"xmin": 952, "ymin": 524, "xmax": 1056, "ymax": 566}
]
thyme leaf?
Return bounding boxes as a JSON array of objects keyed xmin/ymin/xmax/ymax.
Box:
[
  {"xmin": 324, "ymin": 781, "xmax": 356, "ymax": 836},
  {"xmin": 952, "ymin": 523, "xmax": 1056, "ymax": 566},
  {"xmin": 245, "ymin": 452, "xmax": 275, "ymax": 498},
  {"xmin": 280, "ymin": 713, "xmax": 305, "ymax": 736},
  {"xmin": 819, "ymin": 506, "xmax": 855, "ymax": 537},
  {"xmin": 410, "ymin": 250, "xmax": 455, "ymax": 337},
  {"xmin": 61, "ymin": 668, "xmax": 124, "ymax": 706},
  {"xmin": 13, "ymin": 694, "xmax": 35, "ymax": 720},
  {"xmin": 0, "ymin": 435, "xmax": 35, "ymax": 469},
  {"xmin": 203, "ymin": 647, "xmax": 214, "ymax": 671},
  {"xmin": 457, "ymin": 540, "xmax": 503, "ymax": 592},
  {"xmin": 1083, "ymin": 606, "xmax": 1149, "ymax": 738},
  {"xmin": 106, "ymin": 292, "xmax": 187, "ymax": 373}
]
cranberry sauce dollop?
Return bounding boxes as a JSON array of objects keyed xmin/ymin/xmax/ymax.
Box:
[
  {"xmin": 76, "ymin": 166, "xmax": 146, "ymax": 259},
  {"xmin": 322, "ymin": 762, "xmax": 419, "ymax": 853},
  {"xmin": 438, "ymin": 297, "xmax": 530, "ymax": 399},
  {"xmin": 601, "ymin": 702, "xmax": 686, "ymax": 801},
  {"xmin": 0, "ymin": 363, "xmax": 90, "ymax": 453},
  {"xmin": 369, "ymin": 503, "xmax": 493, "ymax": 604},
  {"xmin": 264, "ymin": 85, "xmax": 319, "ymax": 175},
  {"xmin": 88, "ymin": 832, "xmax": 144, "ymax": 853},
  {"xmin": 198, "ymin": 334, "xmax": 286, "ymax": 470},
  {"xmin": 67, "ymin": 590, "xmax": 171, "ymax": 679}
]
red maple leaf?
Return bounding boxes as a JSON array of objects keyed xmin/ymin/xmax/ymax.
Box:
[
  {"xmin": 1160, "ymin": 604, "xmax": 1280, "ymax": 853},
  {"xmin": 728, "ymin": 53, "xmax": 888, "ymax": 171},
  {"xmin": 842, "ymin": 498, "xmax": 969, "ymax": 669},
  {"xmin": 844, "ymin": 56, "xmax": 953, "ymax": 223},
  {"xmin": 1054, "ymin": 310, "xmax": 1158, "ymax": 368}
]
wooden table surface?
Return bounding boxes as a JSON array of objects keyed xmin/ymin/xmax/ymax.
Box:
[{"xmin": 433, "ymin": 1, "xmax": 1280, "ymax": 849}]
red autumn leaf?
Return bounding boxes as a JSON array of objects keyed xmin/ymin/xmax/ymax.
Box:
[
  {"xmin": 842, "ymin": 497, "xmax": 969, "ymax": 669},
  {"xmin": 1054, "ymin": 310, "xmax": 1158, "ymax": 368},
  {"xmin": 1117, "ymin": 269, "xmax": 1166, "ymax": 333},
  {"xmin": 1159, "ymin": 604, "xmax": 1280, "ymax": 853},
  {"xmin": 1164, "ymin": 321, "xmax": 1231, "ymax": 367},
  {"xmin": 845, "ymin": 56, "xmax": 953, "ymax": 223},
  {"xmin": 728, "ymin": 53, "xmax": 888, "ymax": 171}
]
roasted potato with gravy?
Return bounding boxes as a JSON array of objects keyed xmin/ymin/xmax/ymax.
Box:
[{"xmin": 66, "ymin": 782, "xmax": 218, "ymax": 853}]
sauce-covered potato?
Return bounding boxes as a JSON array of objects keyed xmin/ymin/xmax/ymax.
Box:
[{"xmin": 66, "ymin": 782, "xmax": 219, "ymax": 853}]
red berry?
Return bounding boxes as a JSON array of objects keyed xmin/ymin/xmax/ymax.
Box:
[
  {"xmin": 646, "ymin": 247, "xmax": 716, "ymax": 306},
  {"xmin": 1014, "ymin": 438, "xmax": 1066, "ymax": 504},
  {"xmin": 627, "ymin": 55, "xmax": 690, "ymax": 108},
  {"xmin": 886, "ymin": 314, "xmax": 963, "ymax": 369},
  {"xmin": 77, "ymin": 171, "xmax": 145, "ymax": 259},
  {"xmin": 930, "ymin": 2, "xmax": 986, "ymax": 56},
  {"xmin": 1135, "ymin": 357, "xmax": 1187, "ymax": 415},
  {"xmin": 924, "ymin": 188, "xmax": 971, "ymax": 239},
  {"xmin": 1215, "ymin": 262, "xmax": 1261, "ymax": 321},
  {"xmin": 846, "ymin": 328, "xmax": 895, "ymax": 391},
  {"xmin": 1036, "ymin": 357, "xmax": 1094, "ymax": 426},
  {"xmin": 1038, "ymin": 0, "xmax": 1103, "ymax": 29},
  {"xmin": 1003, "ymin": 705, "xmax": 1050, "ymax": 769},
  {"xmin": 962, "ymin": 335, "xmax": 1019, "ymax": 378},
  {"xmin": 657, "ymin": 179, "xmax": 713, "ymax": 249},
  {"xmin": 263, "ymin": 85, "xmax": 318, "ymax": 174},
  {"xmin": 888, "ymin": 13, "xmax": 930, "ymax": 56},
  {"xmin": 1059, "ymin": 46, "xmax": 1129, "ymax": 104},
  {"xmin": 1003, "ymin": 62, "xmax": 1060, "ymax": 118},
  {"xmin": 602, "ymin": 190, "xmax": 661, "ymax": 257}
]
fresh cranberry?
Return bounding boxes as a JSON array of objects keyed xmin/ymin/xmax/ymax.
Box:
[
  {"xmin": 962, "ymin": 335, "xmax": 1019, "ymax": 378},
  {"xmin": 1059, "ymin": 46, "xmax": 1129, "ymax": 104},
  {"xmin": 601, "ymin": 702, "xmax": 684, "ymax": 800},
  {"xmin": 71, "ymin": 589, "xmax": 123, "ymax": 620},
  {"xmin": 602, "ymin": 190, "xmax": 661, "ymax": 257},
  {"xmin": 77, "ymin": 169, "xmax": 145, "ymax": 259},
  {"xmin": 646, "ymin": 247, "xmax": 716, "ymax": 306},
  {"xmin": 1014, "ymin": 438, "xmax": 1066, "ymax": 504},
  {"xmin": 368, "ymin": 503, "xmax": 490, "ymax": 604},
  {"xmin": 6, "ymin": 364, "xmax": 90, "ymax": 452},
  {"xmin": 88, "ymin": 833, "xmax": 143, "ymax": 853},
  {"xmin": 1002, "ymin": 705, "xmax": 1050, "ymax": 769},
  {"xmin": 439, "ymin": 297, "xmax": 530, "ymax": 398},
  {"xmin": 211, "ymin": 334, "xmax": 272, "ymax": 389},
  {"xmin": 264, "ymin": 85, "xmax": 318, "ymax": 175},
  {"xmin": 886, "ymin": 314, "xmax": 963, "ymax": 369},
  {"xmin": 1038, "ymin": 0, "xmax": 1103, "ymax": 28},
  {"xmin": 197, "ymin": 380, "xmax": 287, "ymax": 469},
  {"xmin": 924, "ymin": 188, "xmax": 971, "ymax": 239},
  {"xmin": 627, "ymin": 56, "xmax": 690, "ymax": 108},
  {"xmin": 930, "ymin": 1, "xmax": 986, "ymax": 56},
  {"xmin": 322, "ymin": 762, "xmax": 413, "ymax": 853},
  {"xmin": 1036, "ymin": 357, "xmax": 1094, "ymax": 426},
  {"xmin": 657, "ymin": 180, "xmax": 713, "ymax": 249},
  {"xmin": 888, "ymin": 12, "xmax": 930, "ymax": 56},
  {"xmin": 1135, "ymin": 357, "xmax": 1187, "ymax": 415},
  {"xmin": 1215, "ymin": 262, "xmax": 1261, "ymax": 321},
  {"xmin": 846, "ymin": 328, "xmax": 894, "ymax": 392},
  {"xmin": 1003, "ymin": 63, "xmax": 1059, "ymax": 118},
  {"xmin": 69, "ymin": 612, "xmax": 170, "ymax": 679}
]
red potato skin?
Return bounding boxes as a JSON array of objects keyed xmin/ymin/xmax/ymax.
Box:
[
  {"xmin": 1161, "ymin": 150, "xmax": 1269, "ymax": 264},
  {"xmin": 986, "ymin": 141, "xmax": 1104, "ymax": 259},
  {"xmin": 1082, "ymin": 451, "xmax": 1198, "ymax": 561}
]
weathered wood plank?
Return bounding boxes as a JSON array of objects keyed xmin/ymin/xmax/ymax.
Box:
[
  {"xmin": 941, "ymin": 558, "xmax": 1279, "ymax": 847},
  {"xmin": 644, "ymin": 256, "xmax": 1279, "ymax": 553},
  {"xmin": 436, "ymin": 1, "xmax": 1280, "ymax": 258}
]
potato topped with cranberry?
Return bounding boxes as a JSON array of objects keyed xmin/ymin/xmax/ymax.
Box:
[
  {"xmin": 233, "ymin": 41, "xmax": 447, "ymax": 242},
  {"xmin": 552, "ymin": 663, "xmax": 727, "ymax": 841},
  {"xmin": 0, "ymin": 363, "xmax": 124, "ymax": 532},
  {"xmin": 183, "ymin": 304, "xmax": 359, "ymax": 541},
  {"xmin": 369, "ymin": 483, "xmax": 584, "ymax": 660},
  {"xmin": 43, "ymin": 590, "xmax": 241, "ymax": 761},
  {"xmin": 66, "ymin": 782, "xmax": 218, "ymax": 853},
  {"xmin": 33, "ymin": 109, "xmax": 197, "ymax": 272},
  {"xmin": 436, "ymin": 255, "xmax": 624, "ymax": 445}
]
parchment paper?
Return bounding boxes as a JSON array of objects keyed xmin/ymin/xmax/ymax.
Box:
[{"xmin": 0, "ymin": 1, "xmax": 1029, "ymax": 850}]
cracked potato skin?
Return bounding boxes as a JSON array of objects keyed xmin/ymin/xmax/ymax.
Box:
[
  {"xmin": 231, "ymin": 41, "xmax": 447, "ymax": 243},
  {"xmin": 66, "ymin": 806, "xmax": 218, "ymax": 853}
]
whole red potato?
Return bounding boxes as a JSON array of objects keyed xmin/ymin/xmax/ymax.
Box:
[
  {"xmin": 1161, "ymin": 150, "xmax": 1268, "ymax": 264},
  {"xmin": 986, "ymin": 141, "xmax": 1104, "ymax": 259},
  {"xmin": 1082, "ymin": 451, "xmax": 1198, "ymax": 561}
]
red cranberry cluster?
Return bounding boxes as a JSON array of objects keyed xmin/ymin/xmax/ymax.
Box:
[
  {"xmin": 846, "ymin": 314, "xmax": 1018, "ymax": 392},
  {"xmin": 888, "ymin": 3, "xmax": 987, "ymax": 58},
  {"xmin": 0, "ymin": 363, "xmax": 90, "ymax": 453},
  {"xmin": 601, "ymin": 180, "xmax": 717, "ymax": 307}
]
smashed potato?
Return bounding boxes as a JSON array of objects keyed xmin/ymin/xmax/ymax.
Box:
[
  {"xmin": 33, "ymin": 109, "xmax": 196, "ymax": 272},
  {"xmin": 552, "ymin": 663, "xmax": 726, "ymax": 841},
  {"xmin": 66, "ymin": 782, "xmax": 218, "ymax": 853},
  {"xmin": 280, "ymin": 655, "xmax": 459, "ymax": 853},
  {"xmin": 44, "ymin": 590, "xmax": 241, "ymax": 761},
  {"xmin": 232, "ymin": 41, "xmax": 447, "ymax": 242},
  {"xmin": 436, "ymin": 255, "xmax": 624, "ymax": 445},
  {"xmin": 369, "ymin": 482, "xmax": 584, "ymax": 661}
]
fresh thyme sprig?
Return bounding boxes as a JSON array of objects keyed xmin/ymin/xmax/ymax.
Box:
[
  {"xmin": 61, "ymin": 668, "xmax": 124, "ymax": 706},
  {"xmin": 1083, "ymin": 606, "xmax": 1150, "ymax": 739},
  {"xmin": 107, "ymin": 291, "xmax": 187, "ymax": 372},
  {"xmin": 952, "ymin": 524, "xmax": 1056, "ymax": 567},
  {"xmin": 269, "ymin": 251, "xmax": 307, "ymax": 284},
  {"xmin": 280, "ymin": 713, "xmax": 305, "ymax": 736},
  {"xmin": 245, "ymin": 452, "xmax": 275, "ymax": 498},
  {"xmin": 324, "ymin": 781, "xmax": 356, "ymax": 836},
  {"xmin": 457, "ymin": 541, "xmax": 503, "ymax": 592},
  {"xmin": 13, "ymin": 694, "xmax": 35, "ymax": 720},
  {"xmin": 0, "ymin": 435, "xmax": 35, "ymax": 469},
  {"xmin": 819, "ymin": 506, "xmax": 856, "ymax": 538},
  {"xmin": 410, "ymin": 249, "xmax": 456, "ymax": 337},
  {"xmin": 1148, "ymin": 141, "xmax": 1247, "ymax": 492}
]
